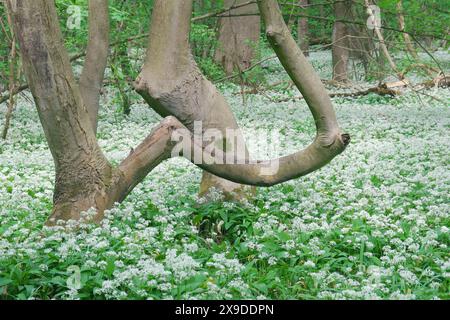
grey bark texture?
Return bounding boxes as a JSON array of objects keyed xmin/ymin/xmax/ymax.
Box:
[
  {"xmin": 79, "ymin": 0, "xmax": 110, "ymax": 132},
  {"xmin": 7, "ymin": 0, "xmax": 170, "ymax": 224},
  {"xmin": 7, "ymin": 0, "xmax": 117, "ymax": 223},
  {"xmin": 332, "ymin": 0, "xmax": 351, "ymax": 82},
  {"xmin": 135, "ymin": 0, "xmax": 255, "ymax": 200}
]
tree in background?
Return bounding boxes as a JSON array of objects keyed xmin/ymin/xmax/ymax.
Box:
[
  {"xmin": 297, "ymin": 0, "xmax": 309, "ymax": 56},
  {"xmin": 0, "ymin": 4, "xmax": 18, "ymax": 139},
  {"xmin": 396, "ymin": 0, "xmax": 417, "ymax": 59},
  {"xmin": 214, "ymin": 0, "xmax": 260, "ymax": 75},
  {"xmin": 331, "ymin": 0, "xmax": 351, "ymax": 82}
]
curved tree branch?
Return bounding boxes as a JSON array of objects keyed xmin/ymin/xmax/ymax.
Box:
[
  {"xmin": 133, "ymin": 0, "xmax": 349, "ymax": 188},
  {"xmin": 193, "ymin": 0, "xmax": 351, "ymax": 185}
]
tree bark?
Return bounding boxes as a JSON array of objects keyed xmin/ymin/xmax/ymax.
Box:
[
  {"xmin": 332, "ymin": 0, "xmax": 351, "ymax": 82},
  {"xmin": 111, "ymin": 21, "xmax": 132, "ymax": 116},
  {"xmin": 214, "ymin": 0, "xmax": 260, "ymax": 75},
  {"xmin": 79, "ymin": 0, "xmax": 109, "ymax": 133},
  {"xmin": 297, "ymin": 0, "xmax": 309, "ymax": 56},
  {"xmin": 345, "ymin": 4, "xmax": 373, "ymax": 78},
  {"xmin": 7, "ymin": 0, "xmax": 118, "ymax": 223},
  {"xmin": 7, "ymin": 1, "xmax": 183, "ymax": 226},
  {"xmin": 135, "ymin": 0, "xmax": 255, "ymax": 200},
  {"xmin": 7, "ymin": 0, "xmax": 168, "ymax": 224}
]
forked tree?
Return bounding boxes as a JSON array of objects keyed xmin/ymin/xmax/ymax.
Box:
[{"xmin": 6, "ymin": 0, "xmax": 349, "ymax": 225}]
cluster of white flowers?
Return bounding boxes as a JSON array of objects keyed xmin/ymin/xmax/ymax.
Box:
[
  {"xmin": 206, "ymin": 253, "xmax": 244, "ymax": 275},
  {"xmin": 0, "ymin": 49, "xmax": 448, "ymax": 300}
]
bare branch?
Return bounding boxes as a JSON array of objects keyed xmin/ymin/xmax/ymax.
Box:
[{"xmin": 79, "ymin": 0, "xmax": 109, "ymax": 133}]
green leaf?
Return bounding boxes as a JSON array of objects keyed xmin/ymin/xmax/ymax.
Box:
[
  {"xmin": 0, "ymin": 278, "xmax": 13, "ymax": 286},
  {"xmin": 278, "ymin": 231, "xmax": 291, "ymax": 242}
]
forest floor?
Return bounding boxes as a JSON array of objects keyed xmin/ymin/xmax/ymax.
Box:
[{"xmin": 0, "ymin": 50, "xmax": 449, "ymax": 300}]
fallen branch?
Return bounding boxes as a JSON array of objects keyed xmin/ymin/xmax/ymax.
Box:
[
  {"xmin": 274, "ymin": 84, "xmax": 400, "ymax": 102},
  {"xmin": 417, "ymin": 75, "xmax": 450, "ymax": 89}
]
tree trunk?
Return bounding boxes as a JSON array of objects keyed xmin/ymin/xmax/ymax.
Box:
[
  {"xmin": 396, "ymin": 1, "xmax": 418, "ymax": 59},
  {"xmin": 79, "ymin": 0, "xmax": 109, "ymax": 133},
  {"xmin": 297, "ymin": 0, "xmax": 309, "ymax": 56},
  {"xmin": 364, "ymin": 0, "xmax": 404, "ymax": 81},
  {"xmin": 112, "ymin": 22, "xmax": 132, "ymax": 116},
  {"xmin": 7, "ymin": 0, "xmax": 119, "ymax": 223},
  {"xmin": 136, "ymin": 0, "xmax": 255, "ymax": 201},
  {"xmin": 1, "ymin": 5, "xmax": 17, "ymax": 140},
  {"xmin": 7, "ymin": 0, "xmax": 178, "ymax": 224},
  {"xmin": 332, "ymin": 0, "xmax": 351, "ymax": 82},
  {"xmin": 214, "ymin": 0, "xmax": 260, "ymax": 75}
]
